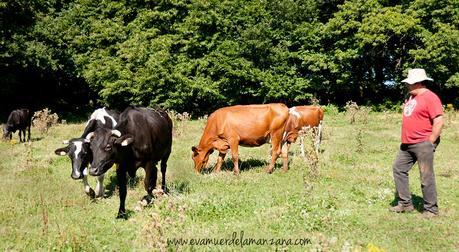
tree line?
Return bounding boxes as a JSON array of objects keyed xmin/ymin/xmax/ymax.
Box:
[{"xmin": 1, "ymin": 0, "xmax": 458, "ymax": 117}]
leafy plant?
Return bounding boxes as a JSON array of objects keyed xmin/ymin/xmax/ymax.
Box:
[{"xmin": 32, "ymin": 108, "xmax": 59, "ymax": 135}]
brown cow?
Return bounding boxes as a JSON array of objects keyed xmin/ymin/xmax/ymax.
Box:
[
  {"xmin": 192, "ymin": 103, "xmax": 290, "ymax": 174},
  {"xmin": 283, "ymin": 106, "xmax": 324, "ymax": 156}
]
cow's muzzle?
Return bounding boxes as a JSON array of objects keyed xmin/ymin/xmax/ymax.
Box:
[
  {"xmin": 71, "ymin": 172, "xmax": 84, "ymax": 180},
  {"xmin": 89, "ymin": 160, "xmax": 113, "ymax": 176}
]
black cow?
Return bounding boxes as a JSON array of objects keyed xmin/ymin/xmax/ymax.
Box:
[
  {"xmin": 2, "ymin": 109, "xmax": 32, "ymax": 142},
  {"xmin": 85, "ymin": 106, "xmax": 172, "ymax": 218},
  {"xmin": 54, "ymin": 108, "xmax": 119, "ymax": 198}
]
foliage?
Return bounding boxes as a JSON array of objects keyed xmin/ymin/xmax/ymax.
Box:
[{"xmin": 1, "ymin": 0, "xmax": 458, "ymax": 115}]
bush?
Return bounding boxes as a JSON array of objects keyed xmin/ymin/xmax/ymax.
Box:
[
  {"xmin": 371, "ymin": 100, "xmax": 403, "ymax": 112},
  {"xmin": 32, "ymin": 108, "xmax": 59, "ymax": 135},
  {"xmin": 322, "ymin": 104, "xmax": 340, "ymax": 116},
  {"xmin": 345, "ymin": 101, "xmax": 371, "ymax": 124}
]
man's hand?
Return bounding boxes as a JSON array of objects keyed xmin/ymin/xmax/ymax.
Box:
[{"xmin": 429, "ymin": 116, "xmax": 444, "ymax": 144}]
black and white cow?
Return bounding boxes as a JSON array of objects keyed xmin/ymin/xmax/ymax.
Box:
[
  {"xmin": 54, "ymin": 108, "xmax": 119, "ymax": 198},
  {"xmin": 2, "ymin": 109, "xmax": 32, "ymax": 142},
  {"xmin": 81, "ymin": 107, "xmax": 119, "ymax": 138},
  {"xmin": 85, "ymin": 106, "xmax": 172, "ymax": 218}
]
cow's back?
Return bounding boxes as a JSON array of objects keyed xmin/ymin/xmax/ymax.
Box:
[
  {"xmin": 202, "ymin": 103, "xmax": 288, "ymax": 145},
  {"xmin": 7, "ymin": 109, "xmax": 31, "ymax": 129},
  {"xmin": 117, "ymin": 107, "xmax": 172, "ymax": 160},
  {"xmin": 296, "ymin": 106, "xmax": 323, "ymax": 127}
]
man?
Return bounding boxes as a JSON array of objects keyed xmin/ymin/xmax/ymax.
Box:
[{"xmin": 390, "ymin": 68, "xmax": 444, "ymax": 218}]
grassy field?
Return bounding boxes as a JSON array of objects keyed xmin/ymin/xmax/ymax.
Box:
[{"xmin": 0, "ymin": 110, "xmax": 458, "ymax": 251}]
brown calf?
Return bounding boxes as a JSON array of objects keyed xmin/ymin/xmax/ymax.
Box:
[{"xmin": 283, "ymin": 106, "xmax": 324, "ymax": 156}]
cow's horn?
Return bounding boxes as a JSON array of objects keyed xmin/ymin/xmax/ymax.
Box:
[
  {"xmin": 85, "ymin": 132, "xmax": 94, "ymax": 141},
  {"xmin": 62, "ymin": 140, "xmax": 69, "ymax": 145},
  {"xmin": 111, "ymin": 130, "xmax": 122, "ymax": 137}
]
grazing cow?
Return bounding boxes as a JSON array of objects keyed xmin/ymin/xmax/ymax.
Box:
[
  {"xmin": 54, "ymin": 108, "xmax": 119, "ymax": 198},
  {"xmin": 192, "ymin": 103, "xmax": 290, "ymax": 174},
  {"xmin": 85, "ymin": 106, "xmax": 172, "ymax": 218},
  {"xmin": 2, "ymin": 109, "xmax": 32, "ymax": 142},
  {"xmin": 283, "ymin": 106, "xmax": 324, "ymax": 156}
]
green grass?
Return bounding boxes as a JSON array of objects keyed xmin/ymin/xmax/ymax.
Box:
[{"xmin": 1, "ymin": 112, "xmax": 458, "ymax": 251}]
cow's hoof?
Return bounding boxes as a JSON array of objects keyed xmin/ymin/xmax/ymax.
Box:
[
  {"xmin": 116, "ymin": 212, "xmax": 127, "ymax": 219},
  {"xmin": 95, "ymin": 192, "xmax": 105, "ymax": 198},
  {"xmin": 141, "ymin": 195, "xmax": 153, "ymax": 206},
  {"xmin": 86, "ymin": 188, "xmax": 96, "ymax": 199},
  {"xmin": 153, "ymin": 189, "xmax": 164, "ymax": 197}
]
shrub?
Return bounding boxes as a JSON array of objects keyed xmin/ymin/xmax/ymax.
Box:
[
  {"xmin": 32, "ymin": 108, "xmax": 59, "ymax": 135},
  {"xmin": 322, "ymin": 104, "xmax": 340, "ymax": 116},
  {"xmin": 345, "ymin": 101, "xmax": 359, "ymax": 124},
  {"xmin": 167, "ymin": 110, "xmax": 191, "ymax": 122},
  {"xmin": 345, "ymin": 101, "xmax": 371, "ymax": 124}
]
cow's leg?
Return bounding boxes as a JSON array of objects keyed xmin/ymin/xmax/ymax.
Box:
[
  {"xmin": 19, "ymin": 130, "xmax": 23, "ymax": 142},
  {"xmin": 315, "ymin": 121, "xmax": 323, "ymax": 154},
  {"xmin": 281, "ymin": 142, "xmax": 290, "ymax": 172},
  {"xmin": 116, "ymin": 166, "xmax": 128, "ymax": 219},
  {"xmin": 27, "ymin": 126, "xmax": 31, "ymax": 142},
  {"xmin": 214, "ymin": 152, "xmax": 227, "ymax": 173},
  {"xmin": 83, "ymin": 175, "xmax": 96, "ymax": 198},
  {"xmin": 228, "ymin": 140, "xmax": 240, "ymax": 175},
  {"xmin": 267, "ymin": 133, "xmax": 283, "ymax": 173},
  {"xmin": 142, "ymin": 161, "xmax": 156, "ymax": 205},
  {"xmin": 95, "ymin": 174, "xmax": 105, "ymax": 198},
  {"xmin": 160, "ymin": 153, "xmax": 170, "ymax": 193},
  {"xmin": 212, "ymin": 139, "xmax": 229, "ymax": 173}
]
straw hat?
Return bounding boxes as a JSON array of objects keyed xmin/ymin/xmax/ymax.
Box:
[{"xmin": 401, "ymin": 68, "xmax": 433, "ymax": 85}]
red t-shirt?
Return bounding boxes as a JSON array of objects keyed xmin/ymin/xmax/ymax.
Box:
[{"xmin": 401, "ymin": 89, "xmax": 443, "ymax": 144}]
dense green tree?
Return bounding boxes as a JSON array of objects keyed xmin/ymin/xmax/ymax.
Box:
[{"xmin": 1, "ymin": 0, "xmax": 458, "ymax": 116}]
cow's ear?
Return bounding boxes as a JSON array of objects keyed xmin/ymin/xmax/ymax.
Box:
[
  {"xmin": 54, "ymin": 146, "xmax": 70, "ymax": 156},
  {"xmin": 115, "ymin": 135, "xmax": 133, "ymax": 146}
]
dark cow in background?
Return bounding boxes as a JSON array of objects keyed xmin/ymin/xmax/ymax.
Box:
[
  {"xmin": 283, "ymin": 105, "xmax": 324, "ymax": 156},
  {"xmin": 2, "ymin": 109, "xmax": 32, "ymax": 142},
  {"xmin": 192, "ymin": 103, "xmax": 290, "ymax": 174},
  {"xmin": 54, "ymin": 108, "xmax": 119, "ymax": 198},
  {"xmin": 85, "ymin": 106, "xmax": 172, "ymax": 218}
]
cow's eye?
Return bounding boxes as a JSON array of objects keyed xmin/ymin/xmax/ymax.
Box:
[{"xmin": 105, "ymin": 144, "xmax": 112, "ymax": 151}]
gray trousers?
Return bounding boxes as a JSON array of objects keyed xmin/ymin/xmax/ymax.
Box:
[{"xmin": 392, "ymin": 140, "xmax": 439, "ymax": 214}]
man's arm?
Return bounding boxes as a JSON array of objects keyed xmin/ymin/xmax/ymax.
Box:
[{"xmin": 429, "ymin": 115, "xmax": 444, "ymax": 143}]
